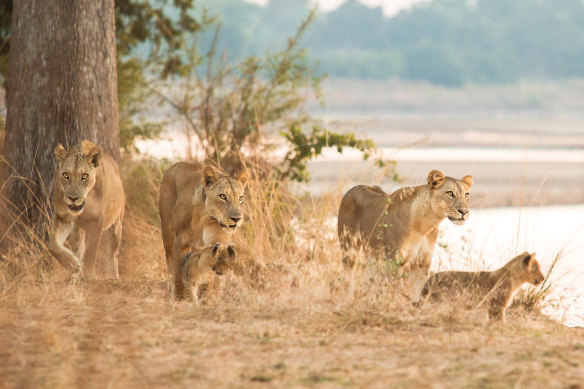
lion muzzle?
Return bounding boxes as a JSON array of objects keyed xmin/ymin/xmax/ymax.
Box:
[
  {"xmin": 65, "ymin": 196, "xmax": 86, "ymax": 212},
  {"xmin": 448, "ymin": 208, "xmax": 469, "ymax": 224}
]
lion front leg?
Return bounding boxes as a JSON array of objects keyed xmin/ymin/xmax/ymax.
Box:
[
  {"xmin": 49, "ymin": 218, "xmax": 82, "ymax": 273},
  {"xmin": 69, "ymin": 224, "xmax": 85, "ymax": 263},
  {"xmin": 172, "ymin": 236, "xmax": 188, "ymax": 300},
  {"xmin": 104, "ymin": 212, "xmax": 123, "ymax": 279},
  {"xmin": 408, "ymin": 252, "xmax": 433, "ymax": 303},
  {"xmin": 82, "ymin": 218, "xmax": 104, "ymax": 276},
  {"xmin": 162, "ymin": 228, "xmax": 175, "ymax": 295},
  {"xmin": 408, "ymin": 265, "xmax": 430, "ymax": 303}
]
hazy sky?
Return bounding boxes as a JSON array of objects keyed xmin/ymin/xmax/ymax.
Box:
[{"xmin": 244, "ymin": 0, "xmax": 430, "ymax": 16}]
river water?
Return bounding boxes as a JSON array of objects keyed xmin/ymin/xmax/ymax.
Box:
[{"xmin": 435, "ymin": 205, "xmax": 584, "ymax": 327}]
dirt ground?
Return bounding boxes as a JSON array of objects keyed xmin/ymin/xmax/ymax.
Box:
[{"xmin": 1, "ymin": 272, "xmax": 583, "ymax": 389}]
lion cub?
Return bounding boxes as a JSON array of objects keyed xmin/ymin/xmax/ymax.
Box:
[
  {"xmin": 180, "ymin": 244, "xmax": 237, "ymax": 304},
  {"xmin": 421, "ymin": 252, "xmax": 545, "ymax": 322}
]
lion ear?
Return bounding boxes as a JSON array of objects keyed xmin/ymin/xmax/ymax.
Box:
[
  {"xmin": 427, "ymin": 170, "xmax": 445, "ymax": 190},
  {"xmin": 81, "ymin": 140, "xmax": 96, "ymax": 154},
  {"xmin": 522, "ymin": 252, "xmax": 533, "ymax": 267},
  {"xmin": 55, "ymin": 144, "xmax": 68, "ymax": 161},
  {"xmin": 461, "ymin": 175, "xmax": 473, "ymax": 189},
  {"xmin": 227, "ymin": 245, "xmax": 235, "ymax": 256},
  {"xmin": 236, "ymin": 170, "xmax": 249, "ymax": 185},
  {"xmin": 202, "ymin": 165, "xmax": 220, "ymax": 188},
  {"xmin": 83, "ymin": 141, "xmax": 103, "ymax": 168},
  {"xmin": 212, "ymin": 243, "xmax": 221, "ymax": 255}
]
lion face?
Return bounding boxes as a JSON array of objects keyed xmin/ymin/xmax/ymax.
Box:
[
  {"xmin": 201, "ymin": 165, "xmax": 248, "ymax": 231},
  {"xmin": 55, "ymin": 140, "xmax": 103, "ymax": 215},
  {"xmin": 427, "ymin": 170, "xmax": 473, "ymax": 225},
  {"xmin": 522, "ymin": 252, "xmax": 545, "ymax": 286},
  {"xmin": 211, "ymin": 244, "xmax": 237, "ymax": 275}
]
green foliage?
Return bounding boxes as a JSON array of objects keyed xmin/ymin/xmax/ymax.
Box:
[
  {"xmin": 0, "ymin": 0, "xmax": 207, "ymax": 147},
  {"xmin": 115, "ymin": 0, "xmax": 212, "ymax": 150},
  {"xmin": 115, "ymin": 0, "xmax": 208, "ymax": 77},
  {"xmin": 0, "ymin": 1, "xmax": 388, "ymax": 174},
  {"xmin": 280, "ymin": 120, "xmax": 381, "ymax": 182},
  {"xmin": 117, "ymin": 57, "xmax": 163, "ymax": 152},
  {"xmin": 146, "ymin": 7, "xmax": 388, "ymax": 181}
]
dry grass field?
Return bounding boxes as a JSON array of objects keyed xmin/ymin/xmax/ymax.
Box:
[{"xmin": 1, "ymin": 158, "xmax": 583, "ymax": 389}]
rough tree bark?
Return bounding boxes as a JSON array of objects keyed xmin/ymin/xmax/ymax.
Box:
[{"xmin": 2, "ymin": 0, "xmax": 119, "ymax": 227}]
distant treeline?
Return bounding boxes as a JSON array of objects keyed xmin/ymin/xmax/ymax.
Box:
[{"xmin": 195, "ymin": 0, "xmax": 584, "ymax": 86}]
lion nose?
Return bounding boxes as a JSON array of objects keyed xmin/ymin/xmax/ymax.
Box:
[
  {"xmin": 68, "ymin": 196, "xmax": 79, "ymax": 202},
  {"xmin": 230, "ymin": 216, "xmax": 241, "ymax": 223},
  {"xmin": 458, "ymin": 209, "xmax": 469, "ymax": 217}
]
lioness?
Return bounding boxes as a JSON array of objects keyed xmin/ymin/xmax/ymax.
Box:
[
  {"xmin": 421, "ymin": 252, "xmax": 545, "ymax": 322},
  {"xmin": 181, "ymin": 243, "xmax": 237, "ymax": 304},
  {"xmin": 338, "ymin": 170, "xmax": 472, "ymax": 300},
  {"xmin": 159, "ymin": 161, "xmax": 248, "ymax": 299},
  {"xmin": 49, "ymin": 140, "xmax": 125, "ymax": 278}
]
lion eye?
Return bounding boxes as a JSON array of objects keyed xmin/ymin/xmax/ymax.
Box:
[
  {"xmin": 239, "ymin": 196, "xmax": 245, "ymax": 203},
  {"xmin": 62, "ymin": 173, "xmax": 69, "ymax": 180},
  {"xmin": 81, "ymin": 173, "xmax": 89, "ymax": 181},
  {"xmin": 219, "ymin": 194, "xmax": 227, "ymax": 201},
  {"xmin": 465, "ymin": 193, "xmax": 470, "ymax": 200},
  {"xmin": 446, "ymin": 191, "xmax": 454, "ymax": 198}
]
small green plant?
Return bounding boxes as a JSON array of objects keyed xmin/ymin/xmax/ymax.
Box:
[{"xmin": 383, "ymin": 253, "xmax": 405, "ymax": 279}]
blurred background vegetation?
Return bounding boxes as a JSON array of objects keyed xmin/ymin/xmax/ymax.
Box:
[
  {"xmin": 196, "ymin": 0, "xmax": 584, "ymax": 86},
  {"xmin": 1, "ymin": 0, "xmax": 584, "ymax": 178}
]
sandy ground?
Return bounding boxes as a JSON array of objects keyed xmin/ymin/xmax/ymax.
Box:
[{"xmin": 1, "ymin": 277, "xmax": 584, "ymax": 389}]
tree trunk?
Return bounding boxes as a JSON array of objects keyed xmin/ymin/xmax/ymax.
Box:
[{"xmin": 2, "ymin": 0, "xmax": 119, "ymax": 228}]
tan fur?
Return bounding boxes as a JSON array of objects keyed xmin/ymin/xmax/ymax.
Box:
[
  {"xmin": 49, "ymin": 140, "xmax": 125, "ymax": 278},
  {"xmin": 159, "ymin": 161, "xmax": 248, "ymax": 299},
  {"xmin": 421, "ymin": 252, "xmax": 545, "ymax": 322},
  {"xmin": 337, "ymin": 170, "xmax": 472, "ymax": 299},
  {"xmin": 212, "ymin": 248, "xmax": 269, "ymax": 289},
  {"xmin": 180, "ymin": 243, "xmax": 236, "ymax": 304},
  {"xmin": 210, "ymin": 241, "xmax": 297, "ymax": 290}
]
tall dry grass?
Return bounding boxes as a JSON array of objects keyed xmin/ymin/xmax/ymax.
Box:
[
  {"xmin": 2, "ymin": 154, "xmax": 581, "ymax": 389},
  {"xmin": 0, "ymin": 153, "xmax": 566, "ymax": 328}
]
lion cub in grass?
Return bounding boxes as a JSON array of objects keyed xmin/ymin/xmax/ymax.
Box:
[
  {"xmin": 421, "ymin": 252, "xmax": 545, "ymax": 322},
  {"xmin": 181, "ymin": 243, "xmax": 237, "ymax": 304}
]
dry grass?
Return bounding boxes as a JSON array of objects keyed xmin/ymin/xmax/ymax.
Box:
[{"xmin": 1, "ymin": 158, "xmax": 583, "ymax": 389}]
